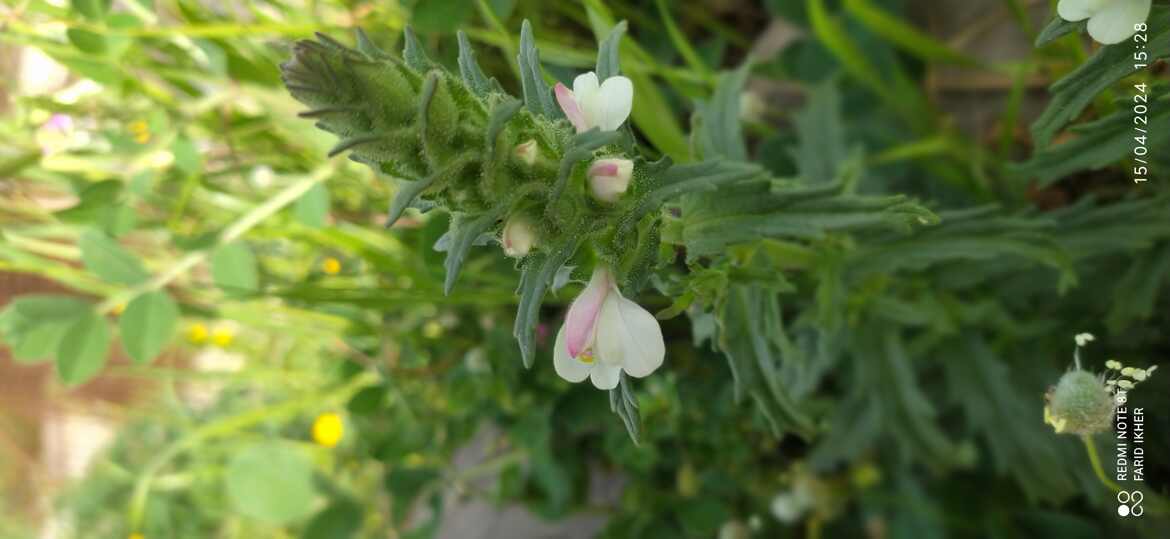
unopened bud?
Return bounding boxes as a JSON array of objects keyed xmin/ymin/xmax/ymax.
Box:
[
  {"xmin": 514, "ymin": 139, "xmax": 538, "ymax": 166},
  {"xmin": 502, "ymin": 215, "xmax": 537, "ymax": 257},
  {"xmin": 587, "ymin": 157, "xmax": 633, "ymax": 203}
]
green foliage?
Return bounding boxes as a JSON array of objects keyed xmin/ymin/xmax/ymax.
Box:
[
  {"xmin": 119, "ymin": 291, "xmax": 179, "ymax": 365},
  {"xmin": 79, "ymin": 228, "xmax": 150, "ymax": 285},
  {"xmin": 4, "ymin": 1, "xmax": 1170, "ymax": 537},
  {"xmin": 226, "ymin": 442, "xmax": 317, "ymax": 524}
]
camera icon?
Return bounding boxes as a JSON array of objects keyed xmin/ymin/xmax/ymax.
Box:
[{"xmin": 1117, "ymin": 490, "xmax": 1144, "ymax": 517}]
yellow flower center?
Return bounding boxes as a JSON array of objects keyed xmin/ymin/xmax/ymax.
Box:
[
  {"xmin": 312, "ymin": 412, "xmax": 344, "ymax": 448},
  {"xmin": 578, "ymin": 349, "xmax": 595, "ymax": 364}
]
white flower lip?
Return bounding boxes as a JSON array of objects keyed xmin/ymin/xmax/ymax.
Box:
[
  {"xmin": 1057, "ymin": 0, "xmax": 1151, "ymax": 44},
  {"xmin": 554, "ymin": 71, "xmax": 634, "ymax": 133},
  {"xmin": 553, "ymin": 266, "xmax": 665, "ymax": 390}
]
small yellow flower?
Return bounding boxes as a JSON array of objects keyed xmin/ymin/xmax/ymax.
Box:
[
  {"xmin": 322, "ymin": 257, "xmax": 342, "ymax": 275},
  {"xmin": 422, "ymin": 320, "xmax": 443, "ymax": 339},
  {"xmin": 128, "ymin": 120, "xmax": 150, "ymax": 144},
  {"xmin": 404, "ymin": 452, "xmax": 425, "ymax": 467},
  {"xmin": 211, "ymin": 326, "xmax": 234, "ymax": 347},
  {"xmin": 187, "ymin": 323, "xmax": 209, "ymax": 344},
  {"xmin": 129, "ymin": 533, "xmax": 144, "ymax": 539},
  {"xmin": 111, "ymin": 302, "xmax": 126, "ymax": 315},
  {"xmin": 312, "ymin": 412, "xmax": 344, "ymax": 448}
]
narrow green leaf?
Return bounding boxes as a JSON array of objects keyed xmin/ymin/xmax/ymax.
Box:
[
  {"xmin": 791, "ymin": 81, "xmax": 847, "ymax": 183},
  {"xmin": 457, "ymin": 30, "xmax": 499, "ymax": 96},
  {"xmin": 56, "ymin": 311, "xmax": 111, "ymax": 386},
  {"xmin": 442, "ymin": 211, "xmax": 501, "ymax": 295},
  {"xmin": 1011, "ymin": 93, "xmax": 1170, "ymax": 184},
  {"xmin": 844, "ymin": 0, "xmax": 981, "ymax": 66},
  {"xmin": 119, "ymin": 291, "xmax": 179, "ymax": 365},
  {"xmin": 211, "ymin": 242, "xmax": 260, "ymax": 294},
  {"xmin": 513, "ymin": 239, "xmax": 580, "ymax": 368},
  {"xmin": 1034, "ymin": 16, "xmax": 1084, "ymax": 47},
  {"xmin": 694, "ymin": 64, "xmax": 750, "ymax": 162},
  {"xmin": 595, "ymin": 20, "xmax": 627, "ymax": 81},
  {"xmin": 1032, "ymin": 7, "xmax": 1170, "ymax": 146},
  {"xmin": 79, "ymin": 229, "xmax": 150, "ymax": 285},
  {"xmin": 717, "ymin": 285, "xmax": 814, "ymax": 438},
  {"xmin": 402, "ymin": 26, "xmax": 435, "ymax": 71},
  {"xmin": 516, "ymin": 20, "xmax": 558, "ymax": 118}
]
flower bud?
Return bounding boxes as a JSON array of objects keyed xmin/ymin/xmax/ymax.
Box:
[
  {"xmin": 514, "ymin": 139, "xmax": 538, "ymax": 166},
  {"xmin": 587, "ymin": 157, "xmax": 633, "ymax": 203},
  {"xmin": 502, "ymin": 215, "xmax": 537, "ymax": 257}
]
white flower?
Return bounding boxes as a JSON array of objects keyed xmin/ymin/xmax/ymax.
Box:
[
  {"xmin": 514, "ymin": 138, "xmax": 538, "ymax": 166},
  {"xmin": 1074, "ymin": 332, "xmax": 1095, "ymax": 346},
  {"xmin": 1058, "ymin": 0, "xmax": 1151, "ymax": 45},
  {"xmin": 554, "ymin": 72, "xmax": 634, "ymax": 133},
  {"xmin": 553, "ymin": 266, "xmax": 665, "ymax": 390},
  {"xmin": 501, "ymin": 215, "xmax": 537, "ymax": 257},
  {"xmin": 587, "ymin": 157, "xmax": 633, "ymax": 203}
]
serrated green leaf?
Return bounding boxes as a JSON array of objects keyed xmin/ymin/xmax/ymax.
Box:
[
  {"xmin": 513, "ymin": 239, "xmax": 580, "ymax": 368},
  {"xmin": 516, "ymin": 20, "xmax": 558, "ymax": 118},
  {"xmin": 79, "ymin": 229, "xmax": 150, "ymax": 285},
  {"xmin": 401, "ymin": 26, "xmax": 435, "ymax": 71},
  {"xmin": 457, "ymin": 30, "xmax": 499, "ymax": 96},
  {"xmin": 441, "ymin": 212, "xmax": 501, "ymax": 295},
  {"xmin": 211, "ymin": 242, "xmax": 260, "ymax": 294},
  {"xmin": 119, "ymin": 291, "xmax": 179, "ymax": 365},
  {"xmin": 717, "ymin": 284, "xmax": 814, "ymax": 438},
  {"xmin": 56, "ymin": 311, "xmax": 111, "ymax": 386},
  {"xmin": 694, "ymin": 64, "xmax": 749, "ymax": 162},
  {"xmin": 1011, "ymin": 93, "xmax": 1170, "ymax": 184}
]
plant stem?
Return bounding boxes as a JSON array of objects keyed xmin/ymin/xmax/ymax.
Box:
[{"xmin": 1080, "ymin": 434, "xmax": 1121, "ymax": 493}]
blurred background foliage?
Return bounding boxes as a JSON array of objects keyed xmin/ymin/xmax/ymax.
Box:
[{"xmin": 1, "ymin": 0, "xmax": 1169, "ymax": 538}]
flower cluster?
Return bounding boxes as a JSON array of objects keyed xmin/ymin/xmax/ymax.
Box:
[{"xmin": 281, "ymin": 29, "xmax": 665, "ymax": 391}]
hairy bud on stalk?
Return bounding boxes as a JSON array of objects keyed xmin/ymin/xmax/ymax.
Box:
[
  {"xmin": 588, "ymin": 157, "xmax": 633, "ymax": 203},
  {"xmin": 513, "ymin": 139, "xmax": 538, "ymax": 166},
  {"xmin": 502, "ymin": 215, "xmax": 537, "ymax": 257}
]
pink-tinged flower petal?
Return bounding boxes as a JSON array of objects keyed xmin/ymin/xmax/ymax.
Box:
[
  {"xmin": 553, "ymin": 324, "xmax": 591, "ymax": 383},
  {"xmin": 563, "ymin": 267, "xmax": 612, "ymax": 357},
  {"xmin": 589, "ymin": 162, "xmax": 619, "ymax": 177},
  {"xmin": 555, "ymin": 82, "xmax": 587, "ymax": 133},
  {"xmin": 587, "ymin": 158, "xmax": 633, "ymax": 203}
]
